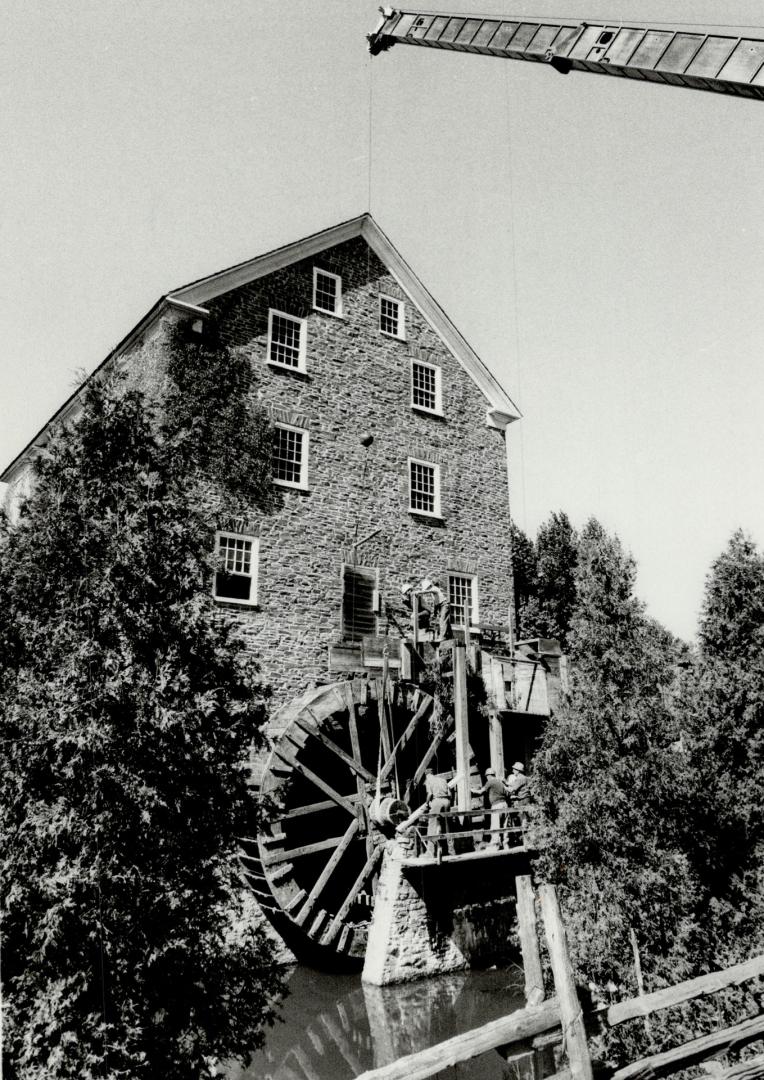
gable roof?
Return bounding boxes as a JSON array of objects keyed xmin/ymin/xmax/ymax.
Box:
[{"xmin": 2, "ymin": 213, "xmax": 520, "ymax": 484}]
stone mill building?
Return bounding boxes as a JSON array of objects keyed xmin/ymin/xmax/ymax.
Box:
[{"xmin": 2, "ymin": 214, "xmax": 521, "ymax": 708}]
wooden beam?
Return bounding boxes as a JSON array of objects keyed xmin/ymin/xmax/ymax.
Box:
[
  {"xmin": 279, "ymin": 794, "xmax": 361, "ymax": 819},
  {"xmin": 274, "ymin": 748, "xmax": 356, "ymax": 816},
  {"xmin": 539, "ymin": 884, "xmax": 594, "ymax": 1080},
  {"xmin": 714, "ymin": 1052, "xmax": 764, "ymax": 1080},
  {"xmin": 320, "ymin": 844, "xmax": 384, "ymax": 946},
  {"xmin": 404, "ymin": 714, "xmax": 455, "ymax": 801},
  {"xmin": 378, "ymin": 695, "xmax": 433, "ymax": 785},
  {"xmin": 343, "ymin": 685, "xmax": 373, "ymax": 855},
  {"xmin": 353, "ymin": 998, "xmax": 561, "ymax": 1080},
  {"xmin": 263, "ymin": 833, "xmax": 352, "ymax": 866},
  {"xmin": 453, "ymin": 642, "xmax": 471, "ymax": 811},
  {"xmin": 297, "ymin": 711, "xmax": 376, "ymax": 782},
  {"xmin": 376, "ymin": 672, "xmax": 393, "ymax": 769},
  {"xmin": 516, "ymin": 875, "xmax": 544, "ymax": 1005},
  {"xmin": 293, "ymin": 819, "xmax": 360, "ymax": 926},
  {"xmin": 607, "ymin": 953, "xmax": 764, "ymax": 1028},
  {"xmin": 611, "ymin": 1013, "xmax": 764, "ymax": 1080}
]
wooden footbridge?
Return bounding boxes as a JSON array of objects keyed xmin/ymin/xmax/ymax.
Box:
[{"xmin": 356, "ymin": 878, "xmax": 764, "ymax": 1080}]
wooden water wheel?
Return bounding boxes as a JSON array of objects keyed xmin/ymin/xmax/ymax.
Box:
[{"xmin": 239, "ymin": 677, "xmax": 454, "ymax": 964}]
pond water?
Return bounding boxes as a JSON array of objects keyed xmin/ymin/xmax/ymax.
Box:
[{"xmin": 227, "ymin": 964, "xmax": 529, "ymax": 1080}]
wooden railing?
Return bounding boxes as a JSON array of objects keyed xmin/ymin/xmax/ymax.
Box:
[
  {"xmin": 407, "ymin": 805, "xmax": 526, "ymax": 859},
  {"xmin": 356, "ymin": 877, "xmax": 764, "ymax": 1080}
]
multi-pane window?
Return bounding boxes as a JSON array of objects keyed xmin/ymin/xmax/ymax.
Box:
[
  {"xmin": 273, "ymin": 424, "xmax": 308, "ymax": 488},
  {"xmin": 313, "ymin": 268, "xmax": 342, "ymax": 315},
  {"xmin": 448, "ymin": 573, "xmax": 479, "ymax": 627},
  {"xmin": 408, "ymin": 458, "xmax": 440, "ymax": 516},
  {"xmin": 379, "ymin": 295, "xmax": 405, "ymax": 339},
  {"xmin": 214, "ymin": 532, "xmax": 258, "ymax": 606},
  {"xmin": 411, "ymin": 360, "xmax": 442, "ymax": 413},
  {"xmin": 267, "ymin": 310, "xmax": 306, "ymax": 370}
]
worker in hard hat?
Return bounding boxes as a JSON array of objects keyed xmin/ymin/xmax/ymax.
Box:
[
  {"xmin": 504, "ymin": 761, "xmax": 531, "ymax": 837},
  {"xmin": 472, "ymin": 767, "xmax": 509, "ymax": 850},
  {"xmin": 423, "ymin": 767, "xmax": 460, "ymax": 857}
]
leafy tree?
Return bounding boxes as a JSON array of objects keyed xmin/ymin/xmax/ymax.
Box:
[
  {"xmin": 533, "ymin": 519, "xmax": 700, "ymax": 1065},
  {"xmin": 0, "ymin": 359, "xmax": 281, "ymax": 1079},
  {"xmin": 510, "ymin": 523, "xmax": 538, "ymax": 641}
]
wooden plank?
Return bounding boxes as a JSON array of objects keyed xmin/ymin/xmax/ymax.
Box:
[
  {"xmin": 297, "ymin": 712, "xmax": 376, "ymax": 782},
  {"xmin": 715, "ymin": 1052, "xmax": 764, "ymax": 1080},
  {"xmin": 607, "ymin": 953, "xmax": 764, "ymax": 1028},
  {"xmin": 283, "ymin": 888, "xmax": 307, "ymax": 913},
  {"xmin": 453, "ymin": 642, "xmax": 471, "ymax": 811},
  {"xmin": 353, "ymin": 998, "xmax": 561, "ymax": 1080},
  {"xmin": 610, "ymin": 1013, "xmax": 764, "ymax": 1080},
  {"xmin": 279, "ymin": 794, "xmax": 361, "ymax": 819},
  {"xmin": 274, "ymin": 747, "xmax": 356, "ymax": 816},
  {"xmin": 263, "ymin": 833, "xmax": 349, "ymax": 866},
  {"xmin": 404, "ymin": 713, "xmax": 455, "ymax": 801},
  {"xmin": 539, "ymin": 884, "xmax": 593, "ymax": 1080},
  {"xmin": 378, "ymin": 695, "xmax": 433, "ymax": 785},
  {"xmin": 376, "ymin": 673, "xmax": 393, "ymax": 767},
  {"xmin": 293, "ymin": 819, "xmax": 359, "ymax": 926},
  {"xmin": 343, "ymin": 684, "xmax": 371, "ymax": 848},
  {"xmin": 516, "ymin": 875, "xmax": 545, "ymax": 1005},
  {"xmin": 320, "ymin": 844, "xmax": 384, "ymax": 946}
]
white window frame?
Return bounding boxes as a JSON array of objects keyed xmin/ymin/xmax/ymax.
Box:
[
  {"xmin": 448, "ymin": 572, "xmax": 480, "ymax": 629},
  {"xmin": 272, "ymin": 423, "xmax": 310, "ymax": 491},
  {"xmin": 213, "ymin": 531, "xmax": 259, "ymax": 607},
  {"xmin": 267, "ymin": 309, "xmax": 307, "ymax": 372},
  {"xmin": 313, "ymin": 267, "xmax": 343, "ymax": 316},
  {"xmin": 379, "ymin": 294, "xmax": 406, "ymax": 340},
  {"xmin": 407, "ymin": 457, "xmax": 441, "ymax": 518},
  {"xmin": 410, "ymin": 358, "xmax": 443, "ymax": 415}
]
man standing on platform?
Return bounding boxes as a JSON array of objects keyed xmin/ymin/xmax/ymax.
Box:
[{"xmin": 472, "ymin": 767, "xmax": 509, "ymax": 850}]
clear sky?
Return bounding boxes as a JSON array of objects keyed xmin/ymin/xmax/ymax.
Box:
[{"xmin": 2, "ymin": 1, "xmax": 763, "ymax": 641}]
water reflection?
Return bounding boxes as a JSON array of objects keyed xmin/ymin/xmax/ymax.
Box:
[{"xmin": 229, "ymin": 965, "xmax": 529, "ymax": 1080}]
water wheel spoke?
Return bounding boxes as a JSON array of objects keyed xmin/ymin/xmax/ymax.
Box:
[
  {"xmin": 296, "ymin": 711, "xmax": 375, "ymax": 783},
  {"xmin": 378, "ymin": 694, "xmax": 434, "ymax": 786},
  {"xmin": 293, "ymin": 818, "xmax": 360, "ymax": 926},
  {"xmin": 274, "ymin": 747, "xmax": 356, "ymax": 816},
  {"xmin": 263, "ymin": 833, "xmax": 354, "ymax": 866},
  {"xmin": 278, "ymin": 794, "xmax": 361, "ymax": 820},
  {"xmin": 343, "ymin": 685, "xmax": 373, "ymax": 854},
  {"xmin": 320, "ymin": 844, "xmax": 385, "ymax": 946},
  {"xmin": 404, "ymin": 712, "xmax": 455, "ymax": 802}
]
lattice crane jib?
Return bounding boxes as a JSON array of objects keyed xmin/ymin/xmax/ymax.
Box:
[{"xmin": 369, "ymin": 9, "xmax": 764, "ymax": 101}]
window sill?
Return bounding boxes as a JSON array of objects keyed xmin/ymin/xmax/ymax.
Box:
[
  {"xmin": 274, "ymin": 480, "xmax": 310, "ymax": 493},
  {"xmin": 408, "ymin": 508, "xmax": 444, "ymax": 522},
  {"xmin": 214, "ymin": 598, "xmax": 260, "ymax": 611},
  {"xmin": 380, "ymin": 329, "xmax": 406, "ymax": 342},
  {"xmin": 313, "ymin": 307, "xmax": 346, "ymax": 320},
  {"xmin": 411, "ymin": 404, "xmax": 445, "ymax": 419},
  {"xmin": 267, "ymin": 359, "xmax": 308, "ymax": 376}
]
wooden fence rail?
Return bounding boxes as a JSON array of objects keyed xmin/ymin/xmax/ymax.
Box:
[{"xmin": 355, "ymin": 878, "xmax": 764, "ymax": 1080}]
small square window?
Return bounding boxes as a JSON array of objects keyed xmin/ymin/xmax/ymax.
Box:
[
  {"xmin": 411, "ymin": 360, "xmax": 442, "ymax": 414},
  {"xmin": 448, "ymin": 573, "xmax": 479, "ymax": 627},
  {"xmin": 267, "ymin": 310, "xmax": 306, "ymax": 371},
  {"xmin": 313, "ymin": 268, "xmax": 342, "ymax": 316},
  {"xmin": 408, "ymin": 458, "xmax": 441, "ymax": 517},
  {"xmin": 273, "ymin": 424, "xmax": 309, "ymax": 489},
  {"xmin": 214, "ymin": 532, "xmax": 258, "ymax": 606},
  {"xmin": 379, "ymin": 295, "xmax": 405, "ymax": 339}
]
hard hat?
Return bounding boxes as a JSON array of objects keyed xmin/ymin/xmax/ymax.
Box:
[
  {"xmin": 485, "ymin": 767, "xmax": 496, "ymax": 776},
  {"xmin": 512, "ymin": 761, "xmax": 525, "ymax": 773}
]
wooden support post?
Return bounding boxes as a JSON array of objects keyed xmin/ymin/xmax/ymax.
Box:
[
  {"xmin": 516, "ymin": 876, "xmax": 544, "ymax": 1005},
  {"xmin": 489, "ymin": 711, "xmax": 505, "ymax": 780},
  {"xmin": 539, "ymin": 884, "xmax": 594, "ymax": 1080},
  {"xmin": 453, "ymin": 641, "xmax": 471, "ymax": 812}
]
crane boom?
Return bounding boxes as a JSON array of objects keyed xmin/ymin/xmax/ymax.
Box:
[{"xmin": 368, "ymin": 8, "xmax": 764, "ymax": 101}]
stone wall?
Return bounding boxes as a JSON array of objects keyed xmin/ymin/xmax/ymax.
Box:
[{"xmin": 202, "ymin": 235, "xmax": 514, "ymax": 708}]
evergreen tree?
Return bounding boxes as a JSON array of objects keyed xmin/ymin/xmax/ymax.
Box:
[
  {"xmin": 533, "ymin": 511, "xmax": 578, "ymax": 651},
  {"xmin": 0, "ymin": 367, "xmax": 281, "ymax": 1079},
  {"xmin": 533, "ymin": 520, "xmax": 700, "ymax": 1064},
  {"xmin": 684, "ymin": 531, "xmax": 764, "ymax": 965},
  {"xmin": 510, "ymin": 523, "xmax": 538, "ymax": 641}
]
